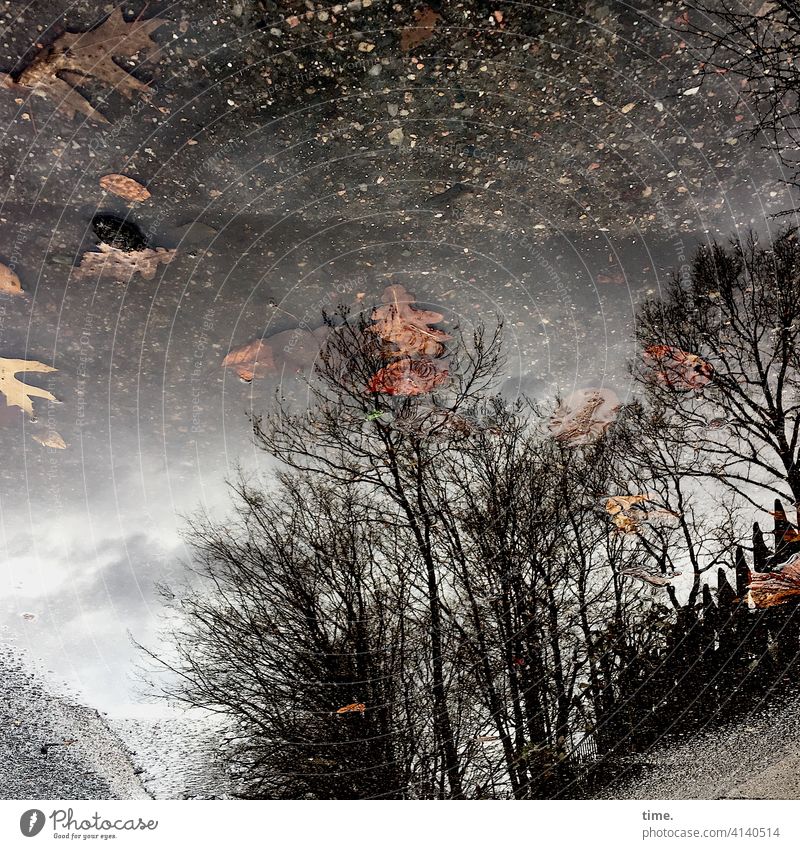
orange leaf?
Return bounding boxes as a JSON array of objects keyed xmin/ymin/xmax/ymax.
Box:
[
  {"xmin": 222, "ymin": 339, "xmax": 275, "ymax": 382},
  {"xmin": 643, "ymin": 345, "xmax": 713, "ymax": 391},
  {"xmin": 100, "ymin": 174, "xmax": 151, "ymax": 202},
  {"xmin": 336, "ymin": 702, "xmax": 366, "ymax": 715}
]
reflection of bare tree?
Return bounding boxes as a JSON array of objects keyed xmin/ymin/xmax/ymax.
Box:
[
  {"xmin": 687, "ymin": 1, "xmax": 800, "ymax": 201},
  {"xmin": 141, "ymin": 310, "xmax": 667, "ymax": 798},
  {"xmin": 634, "ymin": 231, "xmax": 800, "ymax": 513}
]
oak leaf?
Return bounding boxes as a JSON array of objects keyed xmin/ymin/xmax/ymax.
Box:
[
  {"xmin": 643, "ymin": 344, "xmax": 713, "ymax": 392},
  {"xmin": 0, "ymin": 357, "xmax": 58, "ymax": 418},
  {"xmin": 74, "ymin": 242, "xmax": 175, "ymax": 281},
  {"xmin": 370, "ymin": 284, "xmax": 452, "ymax": 358},
  {"xmin": 100, "ymin": 174, "xmax": 151, "ymax": 202},
  {"xmin": 1, "ymin": 8, "xmax": 166, "ymax": 123},
  {"xmin": 367, "ymin": 357, "xmax": 449, "ymax": 396}
]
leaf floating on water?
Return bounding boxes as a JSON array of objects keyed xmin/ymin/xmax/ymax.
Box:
[
  {"xmin": 32, "ymin": 430, "xmax": 67, "ymax": 450},
  {"xmin": 748, "ymin": 556, "xmax": 800, "ymax": 608},
  {"xmin": 74, "ymin": 243, "xmax": 175, "ymax": 281},
  {"xmin": 367, "ymin": 357, "xmax": 449, "ymax": 396},
  {"xmin": 222, "ymin": 339, "xmax": 275, "ymax": 382},
  {"xmin": 1, "ymin": 7, "xmax": 166, "ymax": 123},
  {"xmin": 223, "ymin": 327, "xmax": 330, "ymax": 382},
  {"xmin": 369, "ymin": 284, "xmax": 452, "ymax": 358},
  {"xmin": 549, "ymin": 388, "xmax": 620, "ymax": 446},
  {"xmin": 0, "ymin": 357, "xmax": 58, "ymax": 418},
  {"xmin": 605, "ymin": 494, "xmax": 679, "ymax": 534},
  {"xmin": 0, "ymin": 262, "xmax": 24, "ymax": 296},
  {"xmin": 335, "ymin": 702, "xmax": 366, "ymax": 715},
  {"xmin": 643, "ymin": 345, "xmax": 713, "ymax": 392},
  {"xmin": 100, "ymin": 174, "xmax": 151, "ymax": 202},
  {"xmin": 399, "ymin": 7, "xmax": 441, "ymax": 52}
]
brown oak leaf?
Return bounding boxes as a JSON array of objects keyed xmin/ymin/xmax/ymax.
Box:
[
  {"xmin": 1, "ymin": 8, "xmax": 166, "ymax": 123},
  {"xmin": 642, "ymin": 344, "xmax": 713, "ymax": 392},
  {"xmin": 370, "ymin": 284, "xmax": 452, "ymax": 358},
  {"xmin": 367, "ymin": 357, "xmax": 449, "ymax": 396},
  {"xmin": 400, "ymin": 7, "xmax": 441, "ymax": 52},
  {"xmin": 74, "ymin": 242, "xmax": 175, "ymax": 281}
]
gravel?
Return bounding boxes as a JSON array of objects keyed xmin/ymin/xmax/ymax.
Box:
[
  {"xmin": 595, "ymin": 689, "xmax": 800, "ymax": 799},
  {"xmin": 0, "ymin": 646, "xmax": 149, "ymax": 800}
]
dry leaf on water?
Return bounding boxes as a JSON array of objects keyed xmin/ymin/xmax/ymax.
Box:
[
  {"xmin": 400, "ymin": 7, "xmax": 441, "ymax": 52},
  {"xmin": 748, "ymin": 555, "xmax": 800, "ymax": 608},
  {"xmin": 223, "ymin": 339, "xmax": 275, "ymax": 382},
  {"xmin": 549, "ymin": 388, "xmax": 620, "ymax": 446},
  {"xmin": 0, "ymin": 357, "xmax": 58, "ymax": 418},
  {"xmin": 643, "ymin": 345, "xmax": 713, "ymax": 392},
  {"xmin": 100, "ymin": 174, "xmax": 151, "ymax": 202},
  {"xmin": 74, "ymin": 242, "xmax": 175, "ymax": 281},
  {"xmin": 0, "ymin": 262, "xmax": 24, "ymax": 296},
  {"xmin": 336, "ymin": 702, "xmax": 366, "ymax": 715},
  {"xmin": 223, "ymin": 327, "xmax": 330, "ymax": 382},
  {"xmin": 367, "ymin": 357, "xmax": 449, "ymax": 396},
  {"xmin": 619, "ymin": 566, "xmax": 681, "ymax": 587},
  {"xmin": 0, "ymin": 8, "xmax": 165, "ymax": 123},
  {"xmin": 369, "ymin": 284, "xmax": 452, "ymax": 358},
  {"xmin": 32, "ymin": 431, "xmax": 67, "ymax": 449},
  {"xmin": 605, "ymin": 494, "xmax": 679, "ymax": 534}
]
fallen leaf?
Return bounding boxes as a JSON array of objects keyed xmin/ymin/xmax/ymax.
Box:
[
  {"xmin": 74, "ymin": 242, "xmax": 175, "ymax": 281},
  {"xmin": 643, "ymin": 345, "xmax": 713, "ymax": 392},
  {"xmin": 369, "ymin": 284, "xmax": 452, "ymax": 358},
  {"xmin": 619, "ymin": 566, "xmax": 680, "ymax": 587},
  {"xmin": 621, "ymin": 102, "xmax": 636, "ymax": 113},
  {"xmin": 400, "ymin": 7, "xmax": 441, "ymax": 52},
  {"xmin": 223, "ymin": 326, "xmax": 330, "ymax": 382},
  {"xmin": 367, "ymin": 357, "xmax": 449, "ymax": 396},
  {"xmin": 2, "ymin": 8, "xmax": 166, "ymax": 123},
  {"xmin": 336, "ymin": 702, "xmax": 366, "ymax": 715},
  {"xmin": 222, "ymin": 339, "xmax": 275, "ymax": 382},
  {"xmin": 549, "ymin": 388, "xmax": 620, "ymax": 446},
  {"xmin": 0, "ymin": 357, "xmax": 58, "ymax": 418},
  {"xmin": 748, "ymin": 555, "xmax": 800, "ymax": 607},
  {"xmin": 32, "ymin": 431, "xmax": 67, "ymax": 449},
  {"xmin": 100, "ymin": 174, "xmax": 151, "ymax": 202},
  {"xmin": 0, "ymin": 262, "xmax": 24, "ymax": 296}
]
